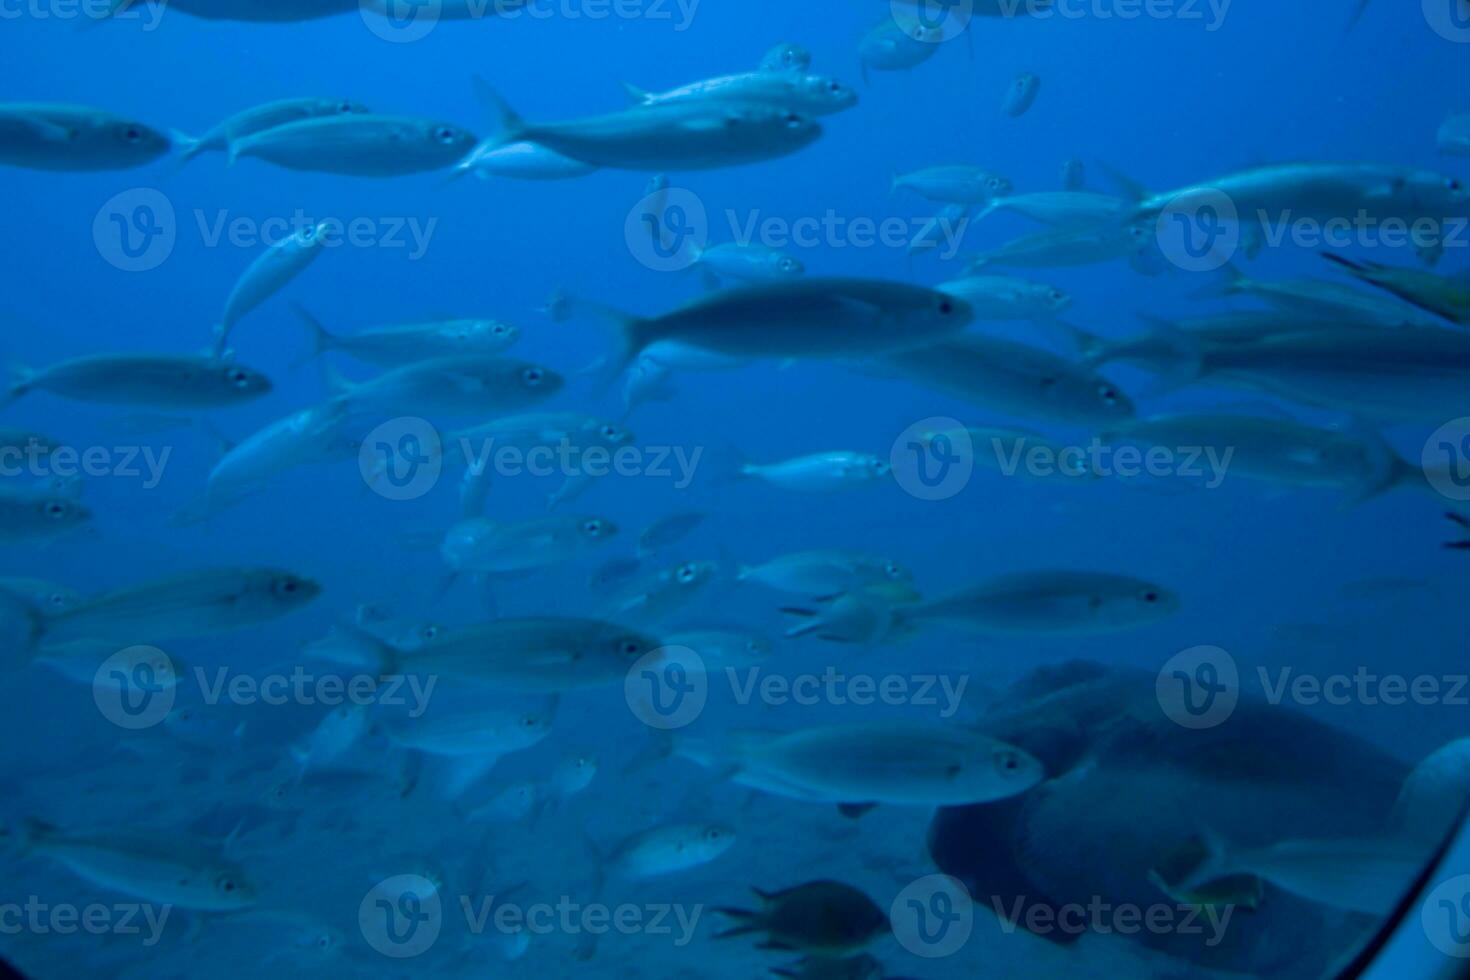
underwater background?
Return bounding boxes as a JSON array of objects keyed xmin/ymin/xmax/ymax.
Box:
[{"xmin": 2, "ymin": 1, "xmax": 1469, "ymax": 977}]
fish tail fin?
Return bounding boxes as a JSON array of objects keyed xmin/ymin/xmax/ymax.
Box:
[
  {"xmin": 780, "ymin": 607, "xmax": 823, "ymax": 639},
  {"xmin": 1345, "ymin": 424, "xmax": 1413, "ymax": 508},
  {"xmin": 471, "ymin": 75, "xmax": 527, "ymax": 147},
  {"xmin": 1035, "ymin": 320, "xmax": 1108, "ymax": 361},
  {"xmin": 171, "ymin": 130, "xmax": 204, "ymax": 162},
  {"xmin": 3, "ymin": 364, "xmax": 36, "ymax": 408},
  {"xmin": 619, "ymin": 81, "xmax": 652, "ymax": 104},
  {"xmin": 543, "ymin": 290, "xmax": 651, "ymax": 382},
  {"xmin": 1098, "ymin": 162, "xmax": 1150, "ymax": 202},
  {"xmin": 1444, "ymin": 511, "xmax": 1470, "ymax": 549},
  {"xmin": 290, "ymin": 304, "xmax": 337, "ymax": 366},
  {"xmin": 712, "ymin": 908, "xmax": 759, "ymax": 939},
  {"xmin": 1187, "ymin": 261, "xmax": 1247, "ymax": 302},
  {"xmin": 1175, "ymin": 827, "xmax": 1236, "ymax": 895}
]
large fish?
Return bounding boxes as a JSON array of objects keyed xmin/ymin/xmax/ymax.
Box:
[
  {"xmin": 0, "ymin": 104, "xmax": 171, "ymax": 171},
  {"xmin": 6, "ymin": 354, "xmax": 272, "ymax": 409},
  {"xmin": 230, "ymin": 115, "xmax": 477, "ymax": 176},
  {"xmin": 325, "ymin": 356, "xmax": 562, "ymax": 416},
  {"xmin": 896, "ymin": 571, "xmax": 1179, "ymax": 636}
]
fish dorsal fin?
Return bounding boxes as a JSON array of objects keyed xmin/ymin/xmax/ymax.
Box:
[{"xmin": 619, "ymin": 81, "xmax": 653, "ymax": 103}]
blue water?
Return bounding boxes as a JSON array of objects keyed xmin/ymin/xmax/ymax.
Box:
[{"xmin": 2, "ymin": 2, "xmax": 1468, "ymax": 977}]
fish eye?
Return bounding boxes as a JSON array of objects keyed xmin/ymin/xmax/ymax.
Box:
[
  {"xmin": 676, "ymin": 563, "xmax": 698, "ymax": 583},
  {"xmin": 885, "ymin": 562, "xmax": 901, "ymax": 579},
  {"xmin": 993, "ymin": 750, "xmax": 1023, "ymax": 773},
  {"xmin": 1098, "ymin": 384, "xmax": 1119, "ymax": 405},
  {"xmin": 420, "ymin": 625, "xmax": 440, "ymax": 641},
  {"xmin": 780, "ymin": 258, "xmax": 799, "ymax": 272},
  {"xmin": 434, "ymin": 126, "xmax": 458, "ymax": 143},
  {"xmin": 1449, "ymin": 178, "xmax": 1463, "ymax": 192},
  {"xmin": 1141, "ymin": 589, "xmax": 1161, "ymax": 604},
  {"xmin": 582, "ymin": 519, "xmax": 604, "ymax": 535},
  {"xmin": 119, "ymin": 124, "xmax": 143, "ymax": 143},
  {"xmin": 492, "ymin": 323, "xmax": 509, "ymax": 335},
  {"xmin": 783, "ymin": 113, "xmax": 803, "ymax": 129},
  {"xmin": 275, "ymin": 577, "xmax": 302, "ymax": 597},
  {"xmin": 216, "ymin": 875, "xmax": 239, "ymax": 893},
  {"xmin": 618, "ymin": 638, "xmax": 644, "ymax": 657},
  {"xmin": 704, "ymin": 828, "xmax": 724, "ymax": 841},
  {"xmin": 43, "ymin": 501, "xmax": 69, "ymax": 519},
  {"xmin": 828, "ymin": 82, "xmax": 842, "ymax": 93},
  {"xmin": 338, "ymin": 102, "xmax": 355, "ymax": 114},
  {"xmin": 1050, "ymin": 289, "xmax": 1066, "ymax": 301},
  {"xmin": 938, "ymin": 300, "xmax": 955, "ymax": 315},
  {"xmin": 49, "ymin": 593, "xmax": 67, "ymax": 607},
  {"xmin": 522, "ymin": 367, "xmax": 544, "ymax": 385},
  {"xmin": 522, "ymin": 715, "xmax": 540, "ymax": 728},
  {"xmin": 226, "ymin": 368, "xmax": 252, "ymax": 387}
]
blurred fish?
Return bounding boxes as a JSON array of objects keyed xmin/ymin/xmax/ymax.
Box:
[
  {"xmin": 473, "ymin": 77, "xmax": 822, "ymax": 172},
  {"xmin": 295, "ymin": 307, "xmax": 520, "ymax": 366},
  {"xmin": 33, "ymin": 639, "xmax": 183, "ymax": 688},
  {"xmin": 230, "ymin": 115, "xmax": 477, "ymax": 176},
  {"xmin": 738, "ymin": 551, "xmax": 911, "ymax": 597},
  {"xmin": 544, "ymin": 751, "xmax": 599, "ymax": 803},
  {"xmin": 663, "ymin": 628, "xmax": 772, "ymax": 669},
  {"xmin": 6, "ymin": 353, "xmax": 271, "ymax": 409},
  {"xmin": 177, "ymin": 97, "xmax": 369, "ymax": 163},
  {"xmin": 0, "ymin": 104, "xmax": 171, "ymax": 170},
  {"xmin": 441, "ymin": 515, "xmax": 618, "ymax": 575},
  {"xmin": 201, "ymin": 399, "xmax": 352, "ymax": 507},
  {"xmin": 451, "ymin": 139, "xmax": 597, "ymax": 181},
  {"xmin": 588, "ymin": 557, "xmax": 646, "ymax": 597},
  {"xmin": 164, "ymin": 705, "xmax": 249, "ymax": 753},
  {"xmin": 859, "ymin": 20, "xmax": 942, "ymax": 82},
  {"xmin": 965, "ymin": 220, "xmax": 1156, "ymax": 272},
  {"xmin": 634, "ymin": 514, "xmax": 708, "ymax": 560},
  {"xmin": 737, "ymin": 451, "xmax": 890, "ymax": 492},
  {"xmin": 694, "ymin": 243, "xmax": 805, "ymax": 288},
  {"xmin": 465, "ymin": 781, "xmax": 540, "ymax": 824},
  {"xmin": 1321, "ymin": 253, "xmax": 1470, "ymax": 325},
  {"xmin": 0, "ymin": 486, "xmax": 90, "ymax": 542},
  {"xmin": 612, "ymin": 559, "xmax": 719, "ymax": 622},
  {"xmin": 923, "ymin": 424, "xmax": 1100, "ymax": 484},
  {"xmin": 936, "ymin": 275, "xmax": 1071, "ymax": 320},
  {"xmin": 716, "ymin": 880, "xmax": 888, "ymax": 957},
  {"xmin": 591, "ymin": 823, "xmax": 735, "ymax": 883},
  {"xmin": 384, "ymin": 703, "xmax": 555, "ymax": 798},
  {"xmin": 0, "ymin": 577, "xmax": 80, "ymax": 613},
  {"xmin": 1199, "ymin": 262, "xmax": 1439, "ymax": 327},
  {"xmin": 761, "ymin": 43, "xmax": 812, "ymax": 73},
  {"xmin": 892, "ymin": 166, "xmax": 1012, "ymax": 205},
  {"xmin": 2, "ymin": 819, "xmax": 256, "ymax": 911},
  {"xmin": 782, "ymin": 583, "xmax": 921, "ymax": 645},
  {"xmin": 621, "ymin": 73, "xmax": 857, "ymax": 116},
  {"xmin": 897, "ymin": 571, "xmax": 1178, "ymax": 635},
  {"xmin": 1391, "ymin": 738, "xmax": 1470, "ymax": 842},
  {"xmin": 976, "ymin": 190, "xmax": 1131, "ymax": 228},
  {"xmin": 216, "ymin": 223, "xmax": 328, "ymax": 353},
  {"xmin": 675, "ymin": 724, "xmax": 1042, "ymax": 805},
  {"xmin": 623, "ymin": 353, "xmax": 677, "ymax": 416},
  {"xmin": 1002, "ymin": 73, "xmax": 1041, "ymax": 117},
  {"xmin": 326, "ymin": 356, "xmax": 561, "ymax": 416},
  {"xmin": 290, "ymin": 702, "xmax": 370, "ymax": 781}
]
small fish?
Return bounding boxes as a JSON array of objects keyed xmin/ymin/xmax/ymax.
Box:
[
  {"xmin": 782, "ymin": 583, "xmax": 922, "ymax": 645},
  {"xmin": 295, "ymin": 307, "xmax": 520, "ymax": 366},
  {"xmin": 291, "ymin": 703, "xmax": 370, "ymax": 780},
  {"xmin": 202, "ymin": 399, "xmax": 353, "ymax": 506},
  {"xmin": 0, "ymin": 104, "xmax": 171, "ymax": 171},
  {"xmin": 33, "ymin": 639, "xmax": 184, "ymax": 688},
  {"xmin": 3, "ymin": 819, "xmax": 256, "ymax": 911},
  {"xmin": 925, "ymin": 425, "xmax": 1100, "ymax": 484},
  {"xmin": 622, "ymin": 73, "xmax": 857, "ymax": 117},
  {"xmin": 614, "ymin": 559, "xmax": 719, "ymax": 623},
  {"xmin": 664, "ymin": 628, "xmax": 773, "ymax": 668},
  {"xmin": 1002, "ymin": 73, "xmax": 1041, "ymax": 117},
  {"xmin": 474, "ymin": 77, "xmax": 821, "ymax": 172},
  {"xmin": 177, "ymin": 97, "xmax": 370, "ymax": 163},
  {"xmin": 936, "ymin": 275, "xmax": 1071, "ymax": 320},
  {"xmin": 966, "ymin": 221, "xmax": 1155, "ymax": 272},
  {"xmin": 465, "ymin": 781, "xmax": 540, "ymax": 824},
  {"xmin": 164, "ymin": 705, "xmax": 249, "ymax": 752},
  {"xmin": 230, "ymin": 115, "xmax": 477, "ymax": 176},
  {"xmin": 760, "ymin": 43, "xmax": 812, "ymax": 73},
  {"xmin": 595, "ymin": 824, "xmax": 735, "ymax": 882},
  {"xmin": 737, "ymin": 452, "xmax": 890, "ymax": 493},
  {"xmin": 738, "ymin": 551, "xmax": 911, "ymax": 597},
  {"xmin": 1199, "ymin": 262, "xmax": 1440, "ymax": 328},
  {"xmin": 7, "ymin": 354, "xmax": 271, "ymax": 409},
  {"xmin": 441, "ymin": 515, "xmax": 619, "ymax": 575},
  {"xmin": 896, "ymin": 571, "xmax": 1178, "ymax": 636},
  {"xmin": 384, "ymin": 703, "xmax": 555, "ymax": 799},
  {"xmin": 327, "ymin": 356, "xmax": 562, "ymax": 417},
  {"xmin": 677, "ymin": 724, "xmax": 1043, "ymax": 806},
  {"xmin": 694, "ymin": 243, "xmax": 805, "ymax": 288},
  {"xmin": 892, "ymin": 166, "xmax": 1012, "ymax": 205},
  {"xmin": 0, "ymin": 486, "xmax": 90, "ymax": 542},
  {"xmin": 976, "ymin": 191, "xmax": 1132, "ymax": 229},
  {"xmin": 637, "ymin": 512, "xmax": 708, "ymax": 557},
  {"xmin": 217, "ymin": 223, "xmax": 329, "ymax": 353},
  {"xmin": 716, "ymin": 880, "xmax": 888, "ymax": 956},
  {"xmin": 0, "ymin": 577, "xmax": 79, "ymax": 613},
  {"xmin": 452, "ymin": 139, "xmax": 597, "ymax": 181},
  {"xmin": 859, "ymin": 20, "xmax": 943, "ymax": 81},
  {"xmin": 545, "ymin": 751, "xmax": 599, "ymax": 802}
]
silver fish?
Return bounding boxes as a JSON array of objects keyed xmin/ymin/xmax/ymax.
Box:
[
  {"xmin": 0, "ymin": 104, "xmax": 171, "ymax": 171},
  {"xmin": 178, "ymin": 97, "xmax": 369, "ymax": 162},
  {"xmin": 7, "ymin": 354, "xmax": 272, "ymax": 409},
  {"xmin": 230, "ymin": 115, "xmax": 477, "ymax": 176}
]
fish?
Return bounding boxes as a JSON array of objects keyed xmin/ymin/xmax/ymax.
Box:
[
  {"xmin": 30, "ymin": 567, "xmax": 321, "ymax": 648},
  {"xmin": 0, "ymin": 577, "xmax": 80, "ymax": 613},
  {"xmin": 896, "ymin": 571, "xmax": 1179, "ymax": 635},
  {"xmin": 781, "ymin": 583, "xmax": 922, "ymax": 645},
  {"xmin": 326, "ymin": 356, "xmax": 562, "ymax": 416},
  {"xmin": 290, "ymin": 703, "xmax": 370, "ymax": 780},
  {"xmin": 0, "ymin": 104, "xmax": 171, "ymax": 171},
  {"xmin": 360, "ymin": 619, "xmax": 663, "ymax": 693},
  {"xmin": 737, "ymin": 451, "xmax": 891, "ymax": 492},
  {"xmin": 0, "ymin": 486, "xmax": 91, "ymax": 542},
  {"xmin": 694, "ymin": 243, "xmax": 805, "ymax": 288},
  {"xmin": 1002, "ymin": 73, "xmax": 1041, "ymax": 117},
  {"xmin": 294, "ymin": 307, "xmax": 520, "ymax": 366},
  {"xmin": 554, "ymin": 278, "xmax": 971, "ymax": 372},
  {"xmin": 1390, "ymin": 738, "xmax": 1470, "ymax": 842},
  {"xmin": 229, "ymin": 114, "xmax": 477, "ymax": 176},
  {"xmin": 621, "ymin": 73, "xmax": 858, "ymax": 116},
  {"xmin": 716, "ymin": 880, "xmax": 888, "ymax": 956},
  {"xmin": 440, "ymin": 515, "xmax": 619, "ymax": 575},
  {"xmin": 1321, "ymin": 253, "xmax": 1470, "ymax": 325},
  {"xmin": 976, "ymin": 191, "xmax": 1132, "ymax": 228},
  {"xmin": 592, "ymin": 823, "xmax": 735, "ymax": 882},
  {"xmin": 761, "ymin": 43, "xmax": 812, "ymax": 73},
  {"xmin": 676, "ymin": 724, "xmax": 1043, "ymax": 805},
  {"xmin": 6, "ymin": 354, "xmax": 272, "ymax": 409},
  {"xmin": 1061, "ymin": 157, "xmax": 1086, "ymax": 190},
  {"xmin": 965, "ymin": 220, "xmax": 1157, "ymax": 271},
  {"xmin": 935, "ymin": 275, "xmax": 1072, "ymax": 320},
  {"xmin": 465, "ymin": 782, "xmax": 541, "ymax": 824},
  {"xmin": 1080, "ymin": 311, "xmax": 1354, "ymax": 369},
  {"xmin": 474, "ymin": 77, "xmax": 822, "ymax": 172},
  {"xmin": 1168, "ymin": 828, "xmax": 1425, "ymax": 916},
  {"xmin": 32, "ymin": 639, "xmax": 183, "ymax": 688},
  {"xmin": 738, "ymin": 551, "xmax": 912, "ymax": 597},
  {"xmin": 383, "ymin": 703, "xmax": 555, "ymax": 798},
  {"xmin": 201, "ymin": 399, "xmax": 353, "ymax": 506},
  {"xmin": 176, "ymin": 97, "xmax": 369, "ymax": 162},
  {"xmin": 859, "ymin": 20, "xmax": 943, "ymax": 81},
  {"xmin": 217, "ymin": 223, "xmax": 329, "ymax": 353},
  {"xmin": 1438, "ymin": 114, "xmax": 1470, "ymax": 157},
  {"xmin": 612, "ymin": 560, "xmax": 719, "ymax": 623},
  {"xmin": 1199, "ymin": 261, "xmax": 1441, "ymax": 327},
  {"xmin": 892, "ymin": 165, "xmax": 1012, "ymax": 205},
  {"xmin": 922, "ymin": 424, "xmax": 1101, "ymax": 484},
  {"xmin": 662, "ymin": 629, "xmax": 773, "ymax": 669},
  {"xmin": 876, "ymin": 334, "xmax": 1134, "ymax": 427},
  {"xmin": 545, "ymin": 751, "xmax": 599, "ymax": 802},
  {"xmin": 3, "ymin": 819, "xmax": 256, "ymax": 911},
  {"xmin": 637, "ymin": 512, "xmax": 707, "ymax": 557}
]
